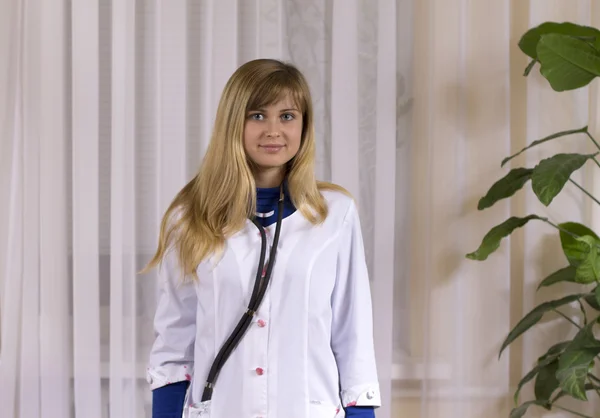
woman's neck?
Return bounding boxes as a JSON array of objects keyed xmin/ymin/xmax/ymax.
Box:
[{"xmin": 254, "ymin": 167, "xmax": 285, "ymax": 188}]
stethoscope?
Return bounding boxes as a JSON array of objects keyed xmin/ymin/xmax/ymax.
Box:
[{"xmin": 201, "ymin": 186, "xmax": 285, "ymax": 402}]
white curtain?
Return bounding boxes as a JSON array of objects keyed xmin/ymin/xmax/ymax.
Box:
[
  {"xmin": 403, "ymin": 1, "xmax": 600, "ymax": 417},
  {"xmin": 2, "ymin": 1, "xmax": 599, "ymax": 418},
  {"xmin": 0, "ymin": 1, "xmax": 399, "ymax": 417}
]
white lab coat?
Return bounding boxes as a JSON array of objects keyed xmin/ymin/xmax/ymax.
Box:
[{"xmin": 147, "ymin": 190, "xmax": 381, "ymax": 418}]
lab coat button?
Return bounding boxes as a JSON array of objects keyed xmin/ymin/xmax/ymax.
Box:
[
  {"xmin": 257, "ymin": 319, "xmax": 266, "ymax": 327},
  {"xmin": 255, "ymin": 367, "xmax": 264, "ymax": 376}
]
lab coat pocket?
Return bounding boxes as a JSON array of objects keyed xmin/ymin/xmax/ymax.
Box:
[
  {"xmin": 309, "ymin": 400, "xmax": 342, "ymax": 418},
  {"xmin": 185, "ymin": 401, "xmax": 211, "ymax": 418}
]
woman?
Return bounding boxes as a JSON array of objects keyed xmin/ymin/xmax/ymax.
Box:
[{"xmin": 145, "ymin": 59, "xmax": 380, "ymax": 418}]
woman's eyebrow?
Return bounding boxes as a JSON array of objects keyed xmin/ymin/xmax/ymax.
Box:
[{"xmin": 247, "ymin": 107, "xmax": 299, "ymax": 113}]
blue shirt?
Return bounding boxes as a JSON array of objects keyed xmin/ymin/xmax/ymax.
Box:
[{"xmin": 254, "ymin": 183, "xmax": 296, "ymax": 227}]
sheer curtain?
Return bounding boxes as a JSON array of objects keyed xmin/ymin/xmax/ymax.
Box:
[
  {"xmin": 0, "ymin": 1, "xmax": 400, "ymax": 417},
  {"xmin": 3, "ymin": 1, "xmax": 599, "ymax": 418}
]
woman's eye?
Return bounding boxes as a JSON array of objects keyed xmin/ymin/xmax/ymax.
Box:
[
  {"xmin": 281, "ymin": 113, "xmax": 294, "ymax": 121},
  {"xmin": 249, "ymin": 113, "xmax": 264, "ymax": 121}
]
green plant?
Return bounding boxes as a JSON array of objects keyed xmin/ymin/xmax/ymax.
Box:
[{"xmin": 466, "ymin": 22, "xmax": 600, "ymax": 418}]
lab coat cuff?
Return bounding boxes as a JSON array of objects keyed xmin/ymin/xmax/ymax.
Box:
[
  {"xmin": 146, "ymin": 364, "xmax": 194, "ymax": 390},
  {"xmin": 341, "ymin": 383, "xmax": 381, "ymax": 408}
]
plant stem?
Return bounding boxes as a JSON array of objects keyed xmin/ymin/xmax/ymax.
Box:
[
  {"xmin": 589, "ymin": 374, "xmax": 600, "ymax": 384},
  {"xmin": 543, "ymin": 219, "xmax": 581, "ymax": 240},
  {"xmin": 552, "ymin": 404, "xmax": 593, "ymax": 418},
  {"xmin": 524, "ymin": 59, "xmax": 537, "ymax": 76},
  {"xmin": 578, "ymin": 300, "xmax": 588, "ymax": 325},
  {"xmin": 586, "ymin": 131, "xmax": 600, "ymax": 152},
  {"xmin": 569, "ymin": 179, "xmax": 600, "ymax": 207},
  {"xmin": 593, "ymin": 157, "xmax": 600, "ymax": 170},
  {"xmin": 592, "ymin": 383, "xmax": 600, "ymax": 400},
  {"xmin": 553, "ymin": 309, "xmax": 582, "ymax": 329},
  {"xmin": 586, "ymin": 374, "xmax": 600, "ymax": 400}
]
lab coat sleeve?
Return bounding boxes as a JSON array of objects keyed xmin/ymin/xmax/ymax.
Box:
[
  {"xmin": 331, "ymin": 201, "xmax": 382, "ymax": 408},
  {"xmin": 146, "ymin": 247, "xmax": 197, "ymax": 391}
]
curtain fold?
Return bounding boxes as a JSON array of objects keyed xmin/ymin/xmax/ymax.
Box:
[
  {"xmin": 330, "ymin": 0, "xmax": 360, "ymax": 203},
  {"xmin": 0, "ymin": 0, "xmax": 20, "ymax": 290},
  {"xmin": 109, "ymin": 0, "xmax": 137, "ymax": 416},
  {"xmin": 371, "ymin": 0, "xmax": 397, "ymax": 415},
  {"xmin": 156, "ymin": 0, "xmax": 188, "ymax": 216},
  {"xmin": 0, "ymin": 4, "xmax": 23, "ymax": 415},
  {"xmin": 19, "ymin": 1, "xmax": 41, "ymax": 417},
  {"xmin": 39, "ymin": 1, "xmax": 71, "ymax": 416},
  {"xmin": 71, "ymin": 1, "xmax": 102, "ymax": 417}
]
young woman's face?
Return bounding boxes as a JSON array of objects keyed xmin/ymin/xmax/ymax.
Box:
[{"xmin": 243, "ymin": 95, "xmax": 303, "ymax": 172}]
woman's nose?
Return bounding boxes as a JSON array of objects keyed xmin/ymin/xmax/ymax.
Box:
[{"xmin": 265, "ymin": 120, "xmax": 281, "ymax": 137}]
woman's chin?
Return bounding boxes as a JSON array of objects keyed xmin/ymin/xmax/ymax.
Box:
[{"xmin": 252, "ymin": 157, "xmax": 292, "ymax": 170}]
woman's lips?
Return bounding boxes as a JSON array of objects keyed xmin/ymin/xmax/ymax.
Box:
[{"xmin": 260, "ymin": 145, "xmax": 284, "ymax": 153}]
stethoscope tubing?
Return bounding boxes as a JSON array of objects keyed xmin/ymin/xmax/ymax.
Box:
[{"xmin": 201, "ymin": 190, "xmax": 285, "ymax": 402}]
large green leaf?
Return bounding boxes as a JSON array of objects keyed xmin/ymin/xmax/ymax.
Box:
[
  {"xmin": 574, "ymin": 236, "xmax": 600, "ymax": 283},
  {"xmin": 519, "ymin": 22, "xmax": 600, "ymax": 59},
  {"xmin": 509, "ymin": 400, "xmax": 549, "ymax": 418},
  {"xmin": 501, "ymin": 126, "xmax": 588, "ymax": 168},
  {"xmin": 556, "ymin": 322, "xmax": 600, "ymax": 400},
  {"xmin": 532, "ymin": 153, "xmax": 597, "ymax": 206},
  {"xmin": 477, "ymin": 168, "xmax": 533, "ymax": 210},
  {"xmin": 499, "ymin": 294, "xmax": 585, "ymax": 357},
  {"xmin": 537, "ymin": 34, "xmax": 600, "ymax": 91},
  {"xmin": 514, "ymin": 341, "xmax": 568, "ymax": 404},
  {"xmin": 537, "ymin": 266, "xmax": 577, "ymax": 289},
  {"xmin": 466, "ymin": 215, "xmax": 545, "ymax": 261},
  {"xmin": 556, "ymin": 350, "xmax": 596, "ymax": 400},
  {"xmin": 559, "ymin": 222, "xmax": 600, "ymax": 266},
  {"xmin": 534, "ymin": 360, "xmax": 559, "ymax": 403},
  {"xmin": 557, "ymin": 350, "xmax": 598, "ymax": 401},
  {"xmin": 551, "ymin": 383, "xmax": 600, "ymax": 403}
]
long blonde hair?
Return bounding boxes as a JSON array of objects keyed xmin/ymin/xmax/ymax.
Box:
[{"xmin": 143, "ymin": 59, "xmax": 347, "ymax": 279}]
